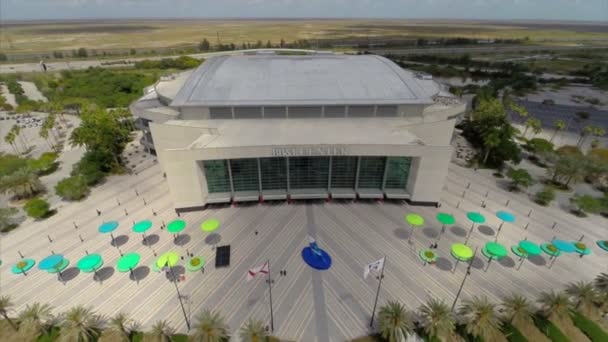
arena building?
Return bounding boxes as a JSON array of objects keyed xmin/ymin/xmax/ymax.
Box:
[{"xmin": 131, "ymin": 52, "xmax": 465, "ymax": 210}]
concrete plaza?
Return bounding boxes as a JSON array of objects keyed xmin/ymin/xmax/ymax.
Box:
[{"xmin": 0, "ymin": 155, "xmax": 606, "ymax": 341}]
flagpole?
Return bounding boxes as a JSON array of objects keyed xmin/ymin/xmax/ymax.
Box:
[
  {"xmin": 266, "ymin": 259, "xmax": 275, "ymax": 332},
  {"xmin": 370, "ymin": 256, "xmax": 386, "ymax": 328}
]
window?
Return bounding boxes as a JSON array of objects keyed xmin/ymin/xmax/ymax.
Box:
[
  {"xmin": 260, "ymin": 157, "xmax": 287, "ymax": 190},
  {"xmin": 289, "ymin": 157, "xmax": 329, "ymax": 189},
  {"xmin": 209, "ymin": 107, "xmax": 233, "ymax": 119},
  {"xmin": 230, "ymin": 158, "xmax": 259, "ymax": 192},
  {"xmin": 288, "ymin": 106, "xmax": 321, "ymax": 118},
  {"xmin": 202, "ymin": 160, "xmax": 231, "ymax": 193},
  {"xmin": 330, "ymin": 156, "xmax": 357, "ymax": 188},
  {"xmin": 385, "ymin": 157, "xmax": 412, "ymax": 189},
  {"xmin": 234, "ymin": 106, "xmax": 262, "ymax": 119},
  {"xmin": 376, "ymin": 105, "xmax": 398, "ymax": 117},
  {"xmin": 324, "ymin": 106, "xmax": 346, "ymax": 118},
  {"xmin": 357, "ymin": 157, "xmax": 385, "ymax": 189},
  {"xmin": 263, "ymin": 106, "xmax": 286, "ymax": 118},
  {"xmin": 348, "ymin": 105, "xmax": 374, "ymax": 118}
]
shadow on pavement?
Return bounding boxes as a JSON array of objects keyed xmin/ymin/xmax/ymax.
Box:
[
  {"xmin": 450, "ymin": 226, "xmax": 467, "ymax": 237},
  {"xmin": 111, "ymin": 235, "xmax": 129, "ymax": 247},
  {"xmin": 423, "ymin": 227, "xmax": 439, "ymax": 239},
  {"xmin": 143, "ymin": 234, "xmax": 160, "ymax": 246},
  {"xmin": 129, "ymin": 266, "xmax": 150, "ymax": 282},
  {"xmin": 478, "ymin": 225, "xmax": 495, "ymax": 236},
  {"xmin": 61, "ymin": 267, "xmax": 80, "ymax": 282},
  {"xmin": 499, "ymin": 256, "xmax": 516, "ymax": 268},
  {"xmin": 393, "ymin": 228, "xmax": 409, "ymax": 240},
  {"xmin": 435, "ymin": 257, "xmax": 453, "ymax": 271},
  {"xmin": 96, "ymin": 267, "xmax": 115, "ymax": 282},
  {"xmin": 174, "ymin": 234, "xmax": 191, "ymax": 246}
]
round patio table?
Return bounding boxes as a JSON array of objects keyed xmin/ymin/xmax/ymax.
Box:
[
  {"xmin": 572, "ymin": 242, "xmax": 591, "ymax": 257},
  {"xmin": 156, "ymin": 252, "xmax": 179, "ymax": 269},
  {"xmin": 436, "ymin": 213, "xmax": 455, "ymax": 242},
  {"xmin": 405, "ymin": 213, "xmax": 425, "ymax": 243},
  {"xmin": 186, "ymin": 256, "xmax": 205, "ymax": 272},
  {"xmin": 511, "ymin": 245, "xmax": 528, "ymax": 259},
  {"xmin": 596, "ymin": 240, "xmax": 608, "ymax": 252},
  {"xmin": 99, "ymin": 221, "xmax": 119, "ymax": 245},
  {"xmin": 133, "ymin": 220, "xmax": 153, "ymax": 243},
  {"xmin": 552, "ymin": 240, "xmax": 576, "ymax": 253},
  {"xmin": 167, "ymin": 219, "xmax": 186, "ymax": 241},
  {"xmin": 11, "ymin": 258, "xmax": 35, "ymax": 276},
  {"xmin": 541, "ymin": 243, "xmax": 561, "ymax": 257},
  {"xmin": 77, "ymin": 254, "xmax": 104, "ymax": 281},
  {"xmin": 201, "ymin": 219, "xmax": 220, "ymax": 232},
  {"xmin": 482, "ymin": 241, "xmax": 507, "ymax": 272},
  {"xmin": 117, "ymin": 253, "xmax": 140, "ymax": 275},
  {"xmin": 419, "ymin": 249, "xmax": 438, "ymax": 265},
  {"xmin": 451, "ymin": 243, "xmax": 473, "ymax": 272}
]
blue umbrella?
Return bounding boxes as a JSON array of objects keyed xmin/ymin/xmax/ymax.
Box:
[
  {"xmin": 552, "ymin": 240, "xmax": 576, "ymax": 253},
  {"xmin": 98, "ymin": 221, "xmax": 119, "ymax": 245},
  {"xmin": 39, "ymin": 254, "xmax": 64, "ymax": 271},
  {"xmin": 495, "ymin": 210, "xmax": 516, "ymax": 242}
]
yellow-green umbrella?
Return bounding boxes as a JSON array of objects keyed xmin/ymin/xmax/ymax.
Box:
[
  {"xmin": 405, "ymin": 213, "xmax": 425, "ymax": 243},
  {"xmin": 156, "ymin": 252, "xmax": 179, "ymax": 269},
  {"xmin": 201, "ymin": 219, "xmax": 220, "ymax": 232}
]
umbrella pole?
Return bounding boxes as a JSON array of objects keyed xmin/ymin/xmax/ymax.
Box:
[
  {"xmin": 142, "ymin": 232, "xmax": 146, "ymax": 244},
  {"xmin": 549, "ymin": 256, "xmax": 557, "ymax": 269},
  {"xmin": 517, "ymin": 257, "xmax": 525, "ymax": 270},
  {"xmin": 168, "ymin": 265, "xmax": 191, "ymax": 330},
  {"xmin": 408, "ymin": 225, "xmax": 414, "ymax": 244},
  {"xmin": 453, "ymin": 259, "xmax": 460, "ymax": 273},
  {"xmin": 437, "ymin": 225, "xmax": 445, "ymax": 243},
  {"xmin": 485, "ymin": 257, "xmax": 492, "ymax": 272},
  {"xmin": 110, "ymin": 233, "xmax": 115, "ymax": 244},
  {"xmin": 465, "ymin": 224, "xmax": 474, "ymax": 244}
]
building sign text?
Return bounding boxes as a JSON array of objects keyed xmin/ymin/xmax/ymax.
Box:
[{"xmin": 272, "ymin": 145, "xmax": 349, "ymax": 157}]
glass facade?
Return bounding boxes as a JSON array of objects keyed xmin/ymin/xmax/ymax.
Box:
[{"xmin": 202, "ymin": 156, "xmax": 412, "ymax": 195}]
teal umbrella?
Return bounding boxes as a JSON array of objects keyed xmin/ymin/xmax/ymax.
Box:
[
  {"xmin": 77, "ymin": 254, "xmax": 104, "ymax": 282},
  {"xmin": 466, "ymin": 212, "xmax": 485, "ymax": 243},
  {"xmin": 436, "ymin": 213, "xmax": 455, "ymax": 243},
  {"xmin": 495, "ymin": 211, "xmax": 515, "ymax": 242},
  {"xmin": 133, "ymin": 220, "xmax": 153, "ymax": 244},
  {"xmin": 167, "ymin": 219, "xmax": 186, "ymax": 241}
]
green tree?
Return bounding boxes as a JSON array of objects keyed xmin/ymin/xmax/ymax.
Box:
[
  {"xmin": 534, "ymin": 187, "xmax": 556, "ymax": 206},
  {"xmin": 482, "ymin": 131, "xmax": 501, "ymax": 165},
  {"xmin": 548, "ymin": 154, "xmax": 584, "ymax": 186},
  {"xmin": 0, "ymin": 207, "xmax": 19, "ymax": 232},
  {"xmin": 523, "ymin": 117, "xmax": 541, "ymax": 138},
  {"xmin": 418, "ymin": 298, "xmax": 456, "ymax": 341},
  {"xmin": 506, "ymin": 168, "xmax": 534, "ymax": 191},
  {"xmin": 526, "ymin": 138, "xmax": 554, "ymax": 155},
  {"xmin": 55, "ymin": 175, "xmax": 90, "ymax": 201},
  {"xmin": 565, "ymin": 281, "xmax": 599, "ymax": 317},
  {"xmin": 473, "ymin": 97, "xmax": 506, "ymax": 120},
  {"xmin": 59, "ymin": 306, "xmax": 100, "ymax": 342},
  {"xmin": 200, "ymin": 39, "xmax": 211, "ymax": 51},
  {"xmin": 4, "ymin": 131, "xmax": 18, "ymax": 154},
  {"xmin": 18, "ymin": 302, "xmax": 54, "ymax": 340},
  {"xmin": 459, "ymin": 296, "xmax": 504, "ymax": 342},
  {"xmin": 76, "ymin": 48, "xmax": 88, "ymax": 58},
  {"xmin": 509, "ymin": 102, "xmax": 528, "ymax": 121},
  {"xmin": 538, "ymin": 291, "xmax": 571, "ymax": 322},
  {"xmin": 191, "ymin": 310, "xmax": 229, "ymax": 342},
  {"xmin": 378, "ymin": 301, "xmax": 412, "ymax": 342},
  {"xmin": 28, "ymin": 152, "xmax": 58, "ymax": 175},
  {"xmin": 24, "ymin": 198, "xmax": 50, "ymax": 219},
  {"xmin": 0, "ymin": 295, "xmax": 17, "ymax": 331},
  {"xmin": 70, "ymin": 109, "xmax": 131, "ymax": 169},
  {"xmin": 551, "ymin": 119, "xmax": 567, "ymax": 142},
  {"xmin": 239, "ymin": 318, "xmax": 268, "ymax": 342},
  {"xmin": 578, "ymin": 125, "xmax": 595, "ymax": 147},
  {"xmin": 148, "ymin": 320, "xmax": 174, "ymax": 342},
  {"xmin": 570, "ymin": 194, "xmax": 603, "ymax": 216},
  {"xmin": 0, "ymin": 167, "xmax": 44, "ymax": 200}
]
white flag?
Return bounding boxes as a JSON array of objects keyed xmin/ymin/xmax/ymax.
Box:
[
  {"xmin": 364, "ymin": 257, "xmax": 385, "ymax": 279},
  {"xmin": 247, "ymin": 262, "xmax": 269, "ymax": 282}
]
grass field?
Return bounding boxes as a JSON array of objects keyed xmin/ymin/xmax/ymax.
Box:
[{"xmin": 2, "ymin": 19, "xmax": 608, "ymax": 55}]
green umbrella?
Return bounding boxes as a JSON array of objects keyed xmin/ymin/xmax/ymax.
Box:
[
  {"xmin": 186, "ymin": 256, "xmax": 205, "ymax": 273},
  {"xmin": 77, "ymin": 254, "xmax": 104, "ymax": 282},
  {"xmin": 451, "ymin": 243, "xmax": 474, "ymax": 272},
  {"xmin": 133, "ymin": 220, "xmax": 153, "ymax": 244},
  {"xmin": 482, "ymin": 241, "xmax": 507, "ymax": 272},
  {"xmin": 436, "ymin": 213, "xmax": 455, "ymax": 243},
  {"xmin": 466, "ymin": 212, "xmax": 485, "ymax": 243},
  {"xmin": 167, "ymin": 219, "xmax": 186, "ymax": 241},
  {"xmin": 405, "ymin": 213, "xmax": 425, "ymax": 243},
  {"xmin": 514, "ymin": 240, "xmax": 541, "ymax": 270},
  {"xmin": 201, "ymin": 219, "xmax": 220, "ymax": 232},
  {"xmin": 419, "ymin": 249, "xmax": 438, "ymax": 266},
  {"xmin": 11, "ymin": 259, "xmax": 36, "ymax": 276},
  {"xmin": 117, "ymin": 253, "xmax": 141, "ymax": 278},
  {"xmin": 156, "ymin": 252, "xmax": 179, "ymax": 269}
]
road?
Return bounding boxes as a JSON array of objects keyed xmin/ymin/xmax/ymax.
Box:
[
  {"xmin": 511, "ymin": 100, "xmax": 608, "ymax": 132},
  {"xmin": 369, "ymin": 44, "xmax": 608, "ymax": 56}
]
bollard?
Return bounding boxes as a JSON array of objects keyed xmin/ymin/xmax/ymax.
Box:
[
  {"xmin": 505, "ymin": 199, "xmax": 510, "ymax": 207},
  {"xmin": 467, "ymin": 182, "xmax": 471, "ymax": 189},
  {"xmin": 143, "ymin": 198, "xmax": 147, "ymax": 206},
  {"xmin": 124, "ymin": 209, "xmax": 129, "ymax": 216},
  {"xmin": 524, "ymin": 223, "xmax": 529, "ymax": 230},
  {"xmin": 47, "ymin": 235, "xmax": 53, "ymax": 243},
  {"xmin": 485, "ymin": 191, "xmax": 489, "ymax": 198},
  {"xmin": 462, "ymin": 190, "xmax": 466, "ymax": 198},
  {"xmin": 551, "ymin": 222, "xmax": 556, "ymax": 230},
  {"xmin": 579, "ymin": 234, "xmax": 585, "ymax": 242},
  {"xmin": 152, "ymin": 209, "xmax": 157, "ymax": 216},
  {"xmin": 481, "ymin": 200, "xmax": 486, "ymax": 208},
  {"xmin": 117, "ymin": 198, "xmax": 121, "ymax": 206},
  {"xmin": 79, "ymin": 234, "xmax": 84, "ymax": 242},
  {"xmin": 527, "ymin": 209, "xmax": 532, "ymax": 217},
  {"xmin": 18, "ymin": 250, "xmax": 23, "ymax": 258},
  {"xmin": 456, "ymin": 201, "xmax": 460, "ymax": 209},
  {"xmin": 135, "ymin": 189, "xmax": 139, "ymax": 196},
  {"xmin": 73, "ymin": 221, "xmax": 78, "ymax": 229}
]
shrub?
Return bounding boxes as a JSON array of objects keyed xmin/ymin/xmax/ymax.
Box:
[
  {"xmin": 55, "ymin": 175, "xmax": 90, "ymax": 201},
  {"xmin": 556, "ymin": 145, "xmax": 583, "ymax": 157},
  {"xmin": 525, "ymin": 138, "xmax": 554, "ymax": 154},
  {"xmin": 570, "ymin": 194, "xmax": 603, "ymax": 216},
  {"xmin": 570, "ymin": 310, "xmax": 608, "ymax": 341},
  {"xmin": 507, "ymin": 168, "xmax": 534, "ymax": 191},
  {"xmin": 24, "ymin": 198, "xmax": 50, "ymax": 219},
  {"xmin": 535, "ymin": 187, "xmax": 556, "ymax": 206},
  {"xmin": 27, "ymin": 152, "xmax": 58, "ymax": 175},
  {"xmin": 71, "ymin": 150, "xmax": 111, "ymax": 185}
]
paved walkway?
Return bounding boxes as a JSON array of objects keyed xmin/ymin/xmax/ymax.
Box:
[{"xmin": 0, "ymin": 161, "xmax": 606, "ymax": 341}]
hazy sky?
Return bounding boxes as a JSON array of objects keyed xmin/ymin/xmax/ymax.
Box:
[{"xmin": 2, "ymin": 0, "xmax": 607, "ymax": 21}]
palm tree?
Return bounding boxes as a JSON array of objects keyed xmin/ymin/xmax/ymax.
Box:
[
  {"xmin": 538, "ymin": 291, "xmax": 571, "ymax": 322},
  {"xmin": 378, "ymin": 301, "xmax": 413, "ymax": 342},
  {"xmin": 0, "ymin": 167, "xmax": 44, "ymax": 200},
  {"xmin": 501, "ymin": 294, "xmax": 534, "ymax": 327},
  {"xmin": 594, "ymin": 273, "xmax": 608, "ymax": 295},
  {"xmin": 482, "ymin": 131, "xmax": 501, "ymax": 165},
  {"xmin": 239, "ymin": 318, "xmax": 268, "ymax": 342},
  {"xmin": 18, "ymin": 302, "xmax": 54, "ymax": 339},
  {"xmin": 190, "ymin": 310, "xmax": 229, "ymax": 342},
  {"xmin": 523, "ymin": 118, "xmax": 541, "ymax": 138},
  {"xmin": 551, "ymin": 119, "xmax": 567, "ymax": 142},
  {"xmin": 577, "ymin": 125, "xmax": 595, "ymax": 147},
  {"xmin": 565, "ymin": 281, "xmax": 599, "ymax": 316},
  {"xmin": 58, "ymin": 306, "xmax": 100, "ymax": 342},
  {"xmin": 418, "ymin": 298, "xmax": 456, "ymax": 341},
  {"xmin": 0, "ymin": 295, "xmax": 18, "ymax": 331},
  {"xmin": 149, "ymin": 320, "xmax": 174, "ymax": 342},
  {"xmin": 459, "ymin": 296, "xmax": 503, "ymax": 341},
  {"xmin": 108, "ymin": 312, "xmax": 133, "ymax": 341},
  {"xmin": 4, "ymin": 131, "xmax": 18, "ymax": 154}
]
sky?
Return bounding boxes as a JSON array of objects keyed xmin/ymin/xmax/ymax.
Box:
[{"xmin": 1, "ymin": 0, "xmax": 607, "ymax": 22}]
